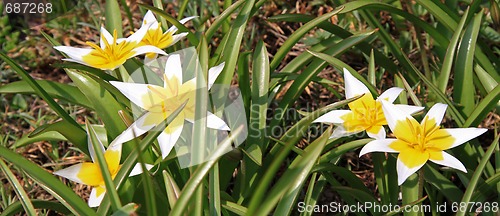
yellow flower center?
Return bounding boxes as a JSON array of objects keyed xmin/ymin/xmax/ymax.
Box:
[
  {"xmin": 81, "ymin": 30, "xmax": 138, "ymax": 70},
  {"xmin": 340, "ymin": 94, "xmax": 387, "ymax": 134},
  {"xmin": 389, "ymin": 116, "xmax": 455, "ymax": 168},
  {"xmin": 76, "ymin": 149, "xmax": 121, "ymax": 196},
  {"xmin": 140, "ymin": 23, "xmax": 174, "ymax": 59}
]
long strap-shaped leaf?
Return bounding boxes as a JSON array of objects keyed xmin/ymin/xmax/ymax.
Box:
[{"xmin": 0, "ymin": 159, "xmax": 36, "ymax": 215}]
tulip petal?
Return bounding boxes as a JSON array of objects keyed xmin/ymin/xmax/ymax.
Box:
[
  {"xmin": 396, "ymin": 156, "xmax": 425, "ymax": 185},
  {"xmin": 169, "ymin": 32, "xmax": 188, "ymax": 48},
  {"xmin": 343, "ymin": 68, "xmax": 370, "ymax": 99},
  {"xmin": 329, "ymin": 125, "xmax": 360, "ymax": 139},
  {"xmin": 142, "ymin": 10, "xmax": 158, "ymax": 27},
  {"xmin": 129, "ymin": 163, "xmax": 154, "ymax": 176},
  {"xmin": 127, "ymin": 22, "xmax": 153, "ymax": 44},
  {"xmin": 131, "ymin": 45, "xmax": 167, "ymax": 58},
  {"xmin": 110, "ymin": 112, "xmax": 157, "ymax": 146},
  {"xmin": 359, "ymin": 139, "xmax": 398, "ymax": 156},
  {"xmin": 441, "ymin": 128, "xmax": 488, "ymax": 149},
  {"xmin": 377, "ymin": 87, "xmax": 403, "ymax": 103},
  {"xmin": 394, "ymin": 104, "xmax": 424, "ymax": 115},
  {"xmin": 429, "ymin": 151, "xmax": 467, "ymax": 173},
  {"xmin": 110, "ymin": 81, "xmax": 156, "ymax": 109},
  {"xmin": 88, "ymin": 186, "xmax": 106, "ymax": 207},
  {"xmin": 208, "ymin": 62, "xmax": 225, "ymax": 90},
  {"xmin": 366, "ymin": 125, "xmax": 386, "ymax": 139},
  {"xmin": 380, "ymin": 100, "xmax": 413, "ymax": 133},
  {"xmin": 164, "ymin": 54, "xmax": 183, "ymax": 82},
  {"xmin": 206, "ymin": 112, "xmax": 230, "ymax": 130},
  {"xmin": 53, "ymin": 163, "xmax": 86, "ymax": 184},
  {"xmin": 167, "ymin": 16, "xmax": 197, "ymax": 33},
  {"xmin": 313, "ymin": 110, "xmax": 350, "ymax": 124},
  {"xmin": 54, "ymin": 46, "xmax": 93, "ymax": 62},
  {"xmin": 157, "ymin": 112, "xmax": 185, "ymax": 159},
  {"xmin": 99, "ymin": 26, "xmax": 114, "ymax": 49},
  {"xmin": 424, "ymin": 103, "xmax": 447, "ymax": 126}
]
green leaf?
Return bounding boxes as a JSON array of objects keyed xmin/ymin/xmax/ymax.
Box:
[
  {"xmin": 0, "ymin": 80, "xmax": 92, "ymax": 108},
  {"xmin": 454, "ymin": 11, "xmax": 483, "ymax": 115},
  {"xmin": 0, "ymin": 200, "xmax": 71, "ymax": 216},
  {"xmin": 205, "ymin": 0, "xmax": 245, "ymax": 40},
  {"xmin": 0, "ymin": 146, "xmax": 96, "ymax": 215},
  {"xmin": 29, "ymin": 121, "xmax": 88, "ymax": 154},
  {"xmin": 162, "ymin": 170, "xmax": 180, "ymax": 208},
  {"xmin": 110, "ymin": 203, "xmax": 139, "ymax": 216},
  {"xmin": 269, "ymin": 7, "xmax": 344, "ymax": 71},
  {"xmin": 423, "ymin": 165, "xmax": 463, "ymax": 203},
  {"xmin": 105, "ymin": 0, "xmax": 123, "ymax": 37},
  {"xmin": 463, "ymin": 84, "xmax": 500, "ymax": 127},
  {"xmin": 13, "ymin": 131, "xmax": 66, "ymax": 149},
  {"xmin": 254, "ymin": 127, "xmax": 332, "ymax": 215},
  {"xmin": 0, "ymin": 159, "xmax": 36, "ymax": 215},
  {"xmin": 457, "ymin": 135, "xmax": 499, "ymax": 216}
]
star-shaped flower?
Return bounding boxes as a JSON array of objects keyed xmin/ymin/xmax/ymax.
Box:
[
  {"xmin": 110, "ymin": 54, "xmax": 229, "ymax": 159},
  {"xmin": 139, "ymin": 10, "xmax": 196, "ymax": 62},
  {"xmin": 314, "ymin": 68, "xmax": 423, "ymax": 139},
  {"xmin": 53, "ymin": 128, "xmax": 152, "ymax": 207},
  {"xmin": 360, "ymin": 102, "xmax": 488, "ymax": 185},
  {"xmin": 54, "ymin": 25, "xmax": 166, "ymax": 70}
]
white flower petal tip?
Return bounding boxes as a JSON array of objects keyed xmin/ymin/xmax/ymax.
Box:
[
  {"xmin": 430, "ymin": 151, "xmax": 467, "ymax": 173},
  {"xmin": 313, "ymin": 110, "xmax": 351, "ymax": 124},
  {"xmin": 142, "ymin": 10, "xmax": 158, "ymax": 26},
  {"xmin": 366, "ymin": 126, "xmax": 386, "ymax": 140},
  {"xmin": 396, "ymin": 159, "xmax": 425, "ymax": 185},
  {"xmin": 342, "ymin": 68, "xmax": 370, "ymax": 99},
  {"xmin": 380, "ymin": 100, "xmax": 412, "ymax": 132},
  {"xmin": 208, "ymin": 62, "xmax": 225, "ymax": 90},
  {"xmin": 129, "ymin": 163, "xmax": 155, "ymax": 176},
  {"xmin": 53, "ymin": 164, "xmax": 85, "ymax": 184},
  {"xmin": 359, "ymin": 139, "xmax": 398, "ymax": 157},
  {"xmin": 443, "ymin": 128, "xmax": 488, "ymax": 149},
  {"xmin": 424, "ymin": 103, "xmax": 448, "ymax": 125},
  {"xmin": 377, "ymin": 87, "xmax": 403, "ymax": 103},
  {"xmin": 132, "ymin": 45, "xmax": 168, "ymax": 57},
  {"xmin": 207, "ymin": 112, "xmax": 230, "ymax": 131},
  {"xmin": 88, "ymin": 187, "xmax": 105, "ymax": 207},
  {"xmin": 393, "ymin": 104, "xmax": 424, "ymax": 115}
]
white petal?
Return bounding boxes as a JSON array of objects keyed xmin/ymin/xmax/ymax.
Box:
[
  {"xmin": 127, "ymin": 22, "xmax": 153, "ymax": 44},
  {"xmin": 208, "ymin": 62, "xmax": 225, "ymax": 90},
  {"xmin": 142, "ymin": 10, "xmax": 158, "ymax": 27},
  {"xmin": 394, "ymin": 104, "xmax": 424, "ymax": 115},
  {"xmin": 377, "ymin": 87, "xmax": 403, "ymax": 103},
  {"xmin": 131, "ymin": 45, "xmax": 167, "ymax": 58},
  {"xmin": 164, "ymin": 54, "xmax": 183, "ymax": 81},
  {"xmin": 129, "ymin": 163, "xmax": 154, "ymax": 176},
  {"xmin": 110, "ymin": 112, "xmax": 156, "ymax": 146},
  {"xmin": 359, "ymin": 139, "xmax": 398, "ymax": 156},
  {"xmin": 424, "ymin": 103, "xmax": 447, "ymax": 126},
  {"xmin": 144, "ymin": 54, "xmax": 159, "ymax": 64},
  {"xmin": 166, "ymin": 16, "xmax": 197, "ymax": 33},
  {"xmin": 206, "ymin": 112, "xmax": 230, "ymax": 130},
  {"xmin": 343, "ymin": 68, "xmax": 370, "ymax": 99},
  {"xmin": 429, "ymin": 151, "xmax": 467, "ymax": 173},
  {"xmin": 381, "ymin": 100, "xmax": 413, "ymax": 133},
  {"xmin": 100, "ymin": 26, "xmax": 114, "ymax": 48},
  {"xmin": 312, "ymin": 110, "xmax": 350, "ymax": 124},
  {"xmin": 158, "ymin": 123, "xmax": 184, "ymax": 159},
  {"xmin": 168, "ymin": 33, "xmax": 188, "ymax": 48},
  {"xmin": 329, "ymin": 126, "xmax": 360, "ymax": 139},
  {"xmin": 441, "ymin": 128, "xmax": 488, "ymax": 149},
  {"xmin": 366, "ymin": 126, "xmax": 386, "ymax": 140},
  {"xmin": 397, "ymin": 157, "xmax": 425, "ymax": 185},
  {"xmin": 109, "ymin": 81, "xmax": 156, "ymax": 109},
  {"xmin": 53, "ymin": 164, "xmax": 85, "ymax": 184},
  {"xmin": 54, "ymin": 46, "xmax": 93, "ymax": 61},
  {"xmin": 88, "ymin": 187, "xmax": 105, "ymax": 207}
]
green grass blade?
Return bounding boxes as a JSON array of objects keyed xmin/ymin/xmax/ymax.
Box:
[
  {"xmin": 0, "ymin": 159, "xmax": 36, "ymax": 216},
  {"xmin": 85, "ymin": 121, "xmax": 122, "ymax": 211},
  {"xmin": 319, "ymin": 138, "xmax": 372, "ymax": 163},
  {"xmin": 471, "ymin": 172, "xmax": 500, "ymax": 202},
  {"xmin": 206, "ymin": 0, "xmax": 245, "ymax": 40},
  {"xmin": 0, "ymin": 80, "xmax": 92, "ymax": 108},
  {"xmin": 13, "ymin": 131, "xmax": 66, "ymax": 149},
  {"xmin": 457, "ymin": 135, "xmax": 499, "ymax": 216},
  {"xmin": 0, "ymin": 52, "xmax": 84, "ymax": 136},
  {"xmin": 463, "ymin": 84, "xmax": 500, "ymax": 127},
  {"xmin": 269, "ymin": 7, "xmax": 344, "ymax": 71},
  {"xmin": 105, "ymin": 0, "xmax": 123, "ymax": 37},
  {"xmin": 0, "ymin": 200, "xmax": 71, "ymax": 216},
  {"xmin": 0, "ymin": 146, "xmax": 96, "ymax": 215},
  {"xmin": 169, "ymin": 126, "xmax": 245, "ymax": 216},
  {"xmin": 454, "ymin": 11, "xmax": 483, "ymax": 115},
  {"xmin": 221, "ymin": 200, "xmax": 247, "ymax": 215},
  {"xmin": 254, "ymin": 127, "xmax": 332, "ymax": 215},
  {"xmin": 423, "ymin": 165, "xmax": 463, "ymax": 203},
  {"xmin": 437, "ymin": 8, "xmax": 470, "ymax": 93},
  {"xmin": 110, "ymin": 203, "xmax": 139, "ymax": 216}
]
